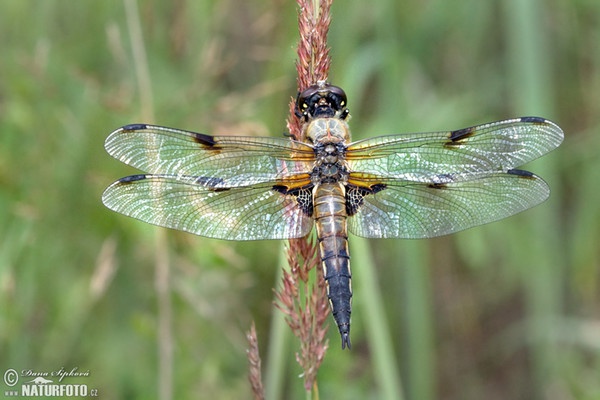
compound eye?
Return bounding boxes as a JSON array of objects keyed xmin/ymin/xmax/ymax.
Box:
[
  {"xmin": 328, "ymin": 85, "xmax": 347, "ymax": 108},
  {"xmin": 296, "ymin": 85, "xmax": 319, "ymax": 114},
  {"xmin": 295, "ymin": 97, "xmax": 308, "ymax": 115}
]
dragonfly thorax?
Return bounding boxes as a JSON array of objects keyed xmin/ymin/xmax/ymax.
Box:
[
  {"xmin": 305, "ymin": 117, "xmax": 351, "ymax": 144},
  {"xmin": 311, "ymin": 134, "xmax": 349, "ymax": 184}
]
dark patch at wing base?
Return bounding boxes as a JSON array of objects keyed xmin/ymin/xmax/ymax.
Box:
[
  {"xmin": 272, "ymin": 184, "xmax": 314, "ymax": 217},
  {"xmin": 346, "ymin": 183, "xmax": 386, "ymax": 215}
]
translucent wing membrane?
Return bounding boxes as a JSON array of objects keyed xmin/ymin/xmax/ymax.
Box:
[
  {"xmin": 346, "ymin": 118, "xmax": 563, "ymax": 181},
  {"xmin": 105, "ymin": 124, "xmax": 314, "ymax": 187},
  {"xmin": 348, "ymin": 170, "xmax": 550, "ymax": 239},
  {"xmin": 345, "ymin": 117, "xmax": 562, "ymax": 238},
  {"xmin": 103, "ymin": 118, "xmax": 563, "ymax": 240},
  {"xmin": 102, "ymin": 174, "xmax": 313, "ymax": 240}
]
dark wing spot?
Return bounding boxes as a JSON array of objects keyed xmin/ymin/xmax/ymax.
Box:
[
  {"xmin": 195, "ymin": 176, "xmax": 225, "ymax": 186},
  {"xmin": 507, "ymin": 168, "xmax": 535, "ymax": 178},
  {"xmin": 272, "ymin": 184, "xmax": 314, "ymax": 217},
  {"xmin": 191, "ymin": 132, "xmax": 218, "ymax": 147},
  {"xmin": 118, "ymin": 174, "xmax": 148, "ymax": 183},
  {"xmin": 427, "ymin": 182, "xmax": 448, "ymax": 189},
  {"xmin": 194, "ymin": 176, "xmax": 230, "ymax": 192},
  {"xmin": 519, "ymin": 116, "xmax": 546, "ymax": 124},
  {"xmin": 446, "ymin": 126, "xmax": 476, "ymax": 146},
  {"xmin": 428, "ymin": 173, "xmax": 454, "ymax": 189},
  {"xmin": 121, "ymin": 124, "xmax": 147, "ymax": 131}
]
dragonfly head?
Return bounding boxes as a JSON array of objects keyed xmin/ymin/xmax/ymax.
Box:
[{"xmin": 296, "ymin": 81, "xmax": 349, "ymax": 121}]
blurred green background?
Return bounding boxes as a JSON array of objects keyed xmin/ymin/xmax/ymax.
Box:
[{"xmin": 1, "ymin": 0, "xmax": 598, "ymax": 399}]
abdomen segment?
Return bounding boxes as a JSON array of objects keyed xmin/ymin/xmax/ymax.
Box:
[{"xmin": 313, "ymin": 183, "xmax": 353, "ymax": 349}]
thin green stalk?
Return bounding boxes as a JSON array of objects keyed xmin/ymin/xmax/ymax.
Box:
[
  {"xmin": 398, "ymin": 240, "xmax": 434, "ymax": 400},
  {"xmin": 265, "ymin": 244, "xmax": 292, "ymax": 400},
  {"xmin": 124, "ymin": 2, "xmax": 172, "ymax": 400},
  {"xmin": 350, "ymin": 236, "xmax": 404, "ymax": 400},
  {"xmin": 503, "ymin": 0, "xmax": 564, "ymax": 396}
]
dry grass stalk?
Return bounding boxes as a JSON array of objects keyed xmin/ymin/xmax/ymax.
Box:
[
  {"xmin": 279, "ymin": 0, "xmax": 334, "ymax": 391},
  {"xmin": 275, "ymin": 235, "xmax": 329, "ymax": 390},
  {"xmin": 246, "ymin": 322, "xmax": 265, "ymax": 400},
  {"xmin": 246, "ymin": 0, "xmax": 334, "ymax": 393},
  {"xmin": 287, "ymin": 0, "xmax": 333, "ymax": 141}
]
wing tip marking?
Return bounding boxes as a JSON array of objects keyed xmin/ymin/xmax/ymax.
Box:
[
  {"xmin": 121, "ymin": 123, "xmax": 148, "ymax": 131},
  {"xmin": 507, "ymin": 168, "xmax": 536, "ymax": 179},
  {"xmin": 117, "ymin": 174, "xmax": 149, "ymax": 183},
  {"xmin": 519, "ymin": 116, "xmax": 547, "ymax": 124}
]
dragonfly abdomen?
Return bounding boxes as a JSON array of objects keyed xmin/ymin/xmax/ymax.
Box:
[{"xmin": 313, "ymin": 183, "xmax": 353, "ymax": 349}]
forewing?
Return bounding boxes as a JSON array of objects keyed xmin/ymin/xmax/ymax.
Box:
[
  {"xmin": 346, "ymin": 117, "xmax": 563, "ymax": 180},
  {"xmin": 102, "ymin": 174, "xmax": 314, "ymax": 240},
  {"xmin": 105, "ymin": 124, "xmax": 315, "ymax": 187},
  {"xmin": 347, "ymin": 170, "xmax": 550, "ymax": 239}
]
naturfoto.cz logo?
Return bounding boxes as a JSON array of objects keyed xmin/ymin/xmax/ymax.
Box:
[{"xmin": 3, "ymin": 367, "xmax": 98, "ymax": 397}]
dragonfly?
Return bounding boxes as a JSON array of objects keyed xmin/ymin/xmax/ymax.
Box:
[{"xmin": 102, "ymin": 81, "xmax": 564, "ymax": 349}]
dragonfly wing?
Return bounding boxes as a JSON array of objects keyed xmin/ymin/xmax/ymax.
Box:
[
  {"xmin": 347, "ymin": 169, "xmax": 550, "ymax": 239},
  {"xmin": 105, "ymin": 124, "xmax": 315, "ymax": 187},
  {"xmin": 102, "ymin": 174, "xmax": 314, "ymax": 240},
  {"xmin": 346, "ymin": 117, "xmax": 563, "ymax": 180}
]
